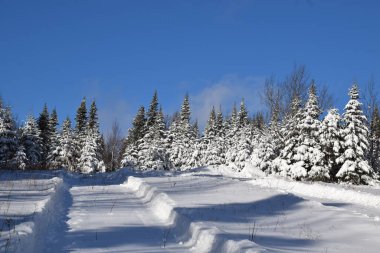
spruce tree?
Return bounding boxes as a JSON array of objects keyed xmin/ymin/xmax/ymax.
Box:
[
  {"xmin": 47, "ymin": 109, "xmax": 60, "ymax": 169},
  {"xmin": 0, "ymin": 104, "xmax": 17, "ymax": 168},
  {"xmin": 21, "ymin": 115, "xmax": 43, "ymax": 168},
  {"xmin": 271, "ymin": 95, "xmax": 303, "ymax": 177},
  {"xmin": 121, "ymin": 106, "xmax": 146, "ymax": 168},
  {"xmin": 146, "ymin": 91, "xmax": 159, "ymax": 128},
  {"xmin": 226, "ymin": 100, "xmax": 252, "ymax": 170},
  {"xmin": 37, "ymin": 104, "xmax": 50, "ymax": 167},
  {"xmin": 290, "ymin": 83, "xmax": 328, "ymax": 181},
  {"xmin": 321, "ymin": 109, "xmax": 344, "ymax": 179},
  {"xmin": 336, "ymin": 83, "xmax": 374, "ymax": 184},
  {"xmin": 88, "ymin": 101, "xmax": 98, "ymax": 130},
  {"xmin": 82, "ymin": 100, "xmax": 105, "ymax": 172},
  {"xmin": 138, "ymin": 107, "xmax": 170, "ymax": 170},
  {"xmin": 168, "ymin": 95, "xmax": 199, "ymax": 170},
  {"xmin": 59, "ymin": 118, "xmax": 77, "ymax": 171},
  {"xmin": 369, "ymin": 105, "xmax": 380, "ymax": 173},
  {"xmin": 75, "ymin": 97, "xmax": 88, "ymax": 134}
]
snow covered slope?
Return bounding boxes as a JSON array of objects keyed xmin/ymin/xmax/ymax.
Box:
[{"xmin": 1, "ymin": 167, "xmax": 380, "ymax": 252}]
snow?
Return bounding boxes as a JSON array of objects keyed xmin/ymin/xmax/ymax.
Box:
[{"xmin": 1, "ymin": 167, "xmax": 380, "ymax": 252}]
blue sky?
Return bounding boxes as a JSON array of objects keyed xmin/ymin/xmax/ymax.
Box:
[{"xmin": 0, "ymin": 0, "xmax": 379, "ymax": 134}]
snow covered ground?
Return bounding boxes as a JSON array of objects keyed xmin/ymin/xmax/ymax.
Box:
[{"xmin": 1, "ymin": 167, "xmax": 380, "ymax": 252}]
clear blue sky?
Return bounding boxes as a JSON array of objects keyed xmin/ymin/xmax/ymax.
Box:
[{"xmin": 1, "ymin": 0, "xmax": 379, "ymax": 134}]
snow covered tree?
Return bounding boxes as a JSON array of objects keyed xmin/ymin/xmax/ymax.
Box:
[
  {"xmin": 21, "ymin": 115, "xmax": 43, "ymax": 168},
  {"xmin": 369, "ymin": 105, "xmax": 380, "ymax": 174},
  {"xmin": 336, "ymin": 83, "xmax": 374, "ymax": 184},
  {"xmin": 137, "ymin": 107, "xmax": 170, "ymax": 170},
  {"xmin": 226, "ymin": 100, "xmax": 252, "ymax": 170},
  {"xmin": 78, "ymin": 100, "xmax": 105, "ymax": 173},
  {"xmin": 321, "ymin": 109, "xmax": 344, "ymax": 179},
  {"xmin": 120, "ymin": 106, "xmax": 146, "ymax": 168},
  {"xmin": 10, "ymin": 144, "xmax": 28, "ymax": 170},
  {"xmin": 200, "ymin": 107, "xmax": 225, "ymax": 166},
  {"xmin": 271, "ymin": 95, "xmax": 304, "ymax": 177},
  {"xmin": 251, "ymin": 106, "xmax": 281, "ymax": 172},
  {"xmin": 47, "ymin": 109, "xmax": 60, "ymax": 169},
  {"xmin": 168, "ymin": 95, "xmax": 199, "ymax": 170},
  {"xmin": 289, "ymin": 83, "xmax": 328, "ymax": 181},
  {"xmin": 77, "ymin": 128, "xmax": 105, "ymax": 173},
  {"xmin": 75, "ymin": 97, "xmax": 88, "ymax": 134},
  {"xmin": 37, "ymin": 104, "xmax": 51, "ymax": 168},
  {"xmin": 0, "ymin": 104, "xmax": 17, "ymax": 168},
  {"xmin": 146, "ymin": 91, "xmax": 159, "ymax": 129},
  {"xmin": 59, "ymin": 118, "xmax": 78, "ymax": 171}
]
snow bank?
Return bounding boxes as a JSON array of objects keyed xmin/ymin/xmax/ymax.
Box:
[
  {"xmin": 250, "ymin": 176, "xmax": 380, "ymax": 209},
  {"xmin": 124, "ymin": 176, "xmax": 262, "ymax": 253},
  {"xmin": 3, "ymin": 177, "xmax": 65, "ymax": 253}
]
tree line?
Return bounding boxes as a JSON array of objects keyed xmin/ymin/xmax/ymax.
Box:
[{"xmin": 0, "ymin": 67, "xmax": 379, "ymax": 184}]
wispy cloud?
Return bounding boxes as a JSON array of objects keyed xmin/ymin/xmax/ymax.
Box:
[{"xmin": 189, "ymin": 75, "xmax": 265, "ymax": 129}]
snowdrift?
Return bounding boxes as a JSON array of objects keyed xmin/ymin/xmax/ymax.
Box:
[{"xmin": 124, "ymin": 176, "xmax": 262, "ymax": 253}]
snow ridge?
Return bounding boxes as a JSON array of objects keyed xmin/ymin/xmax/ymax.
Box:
[
  {"xmin": 250, "ymin": 176, "xmax": 380, "ymax": 209},
  {"xmin": 11, "ymin": 177, "xmax": 64, "ymax": 253},
  {"xmin": 124, "ymin": 176, "xmax": 262, "ymax": 253}
]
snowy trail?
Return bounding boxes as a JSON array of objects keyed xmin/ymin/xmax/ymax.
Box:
[
  {"xmin": 140, "ymin": 169, "xmax": 380, "ymax": 253},
  {"xmin": 57, "ymin": 181, "xmax": 188, "ymax": 252}
]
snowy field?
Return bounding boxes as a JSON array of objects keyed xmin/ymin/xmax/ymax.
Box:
[{"xmin": 1, "ymin": 167, "xmax": 380, "ymax": 253}]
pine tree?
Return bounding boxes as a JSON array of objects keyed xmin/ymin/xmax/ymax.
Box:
[
  {"xmin": 75, "ymin": 97, "xmax": 88, "ymax": 134},
  {"xmin": 168, "ymin": 95, "xmax": 199, "ymax": 170},
  {"xmin": 77, "ymin": 129, "xmax": 104, "ymax": 173},
  {"xmin": 21, "ymin": 115, "xmax": 43, "ymax": 168},
  {"xmin": 82, "ymin": 100, "xmax": 105, "ymax": 172},
  {"xmin": 47, "ymin": 109, "xmax": 60, "ymax": 169},
  {"xmin": 0, "ymin": 104, "xmax": 17, "ymax": 168},
  {"xmin": 336, "ymin": 83, "xmax": 374, "ymax": 184},
  {"xmin": 369, "ymin": 105, "xmax": 380, "ymax": 173},
  {"xmin": 290, "ymin": 83, "xmax": 328, "ymax": 181},
  {"xmin": 88, "ymin": 101, "xmax": 98, "ymax": 130},
  {"xmin": 37, "ymin": 104, "xmax": 51, "ymax": 168},
  {"xmin": 121, "ymin": 106, "xmax": 146, "ymax": 168},
  {"xmin": 271, "ymin": 95, "xmax": 303, "ymax": 177},
  {"xmin": 59, "ymin": 118, "xmax": 78, "ymax": 171},
  {"xmin": 138, "ymin": 107, "xmax": 170, "ymax": 170},
  {"xmin": 146, "ymin": 91, "xmax": 159, "ymax": 128},
  {"xmin": 226, "ymin": 100, "xmax": 252, "ymax": 170},
  {"xmin": 251, "ymin": 107, "xmax": 281, "ymax": 172},
  {"xmin": 201, "ymin": 107, "xmax": 225, "ymax": 166},
  {"xmin": 321, "ymin": 109, "xmax": 344, "ymax": 179},
  {"xmin": 10, "ymin": 145, "xmax": 28, "ymax": 170}
]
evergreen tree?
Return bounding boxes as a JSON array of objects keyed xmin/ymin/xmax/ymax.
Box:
[
  {"xmin": 59, "ymin": 118, "xmax": 78, "ymax": 171},
  {"xmin": 226, "ymin": 100, "xmax": 252, "ymax": 170},
  {"xmin": 47, "ymin": 109, "xmax": 60, "ymax": 169},
  {"xmin": 0, "ymin": 104, "xmax": 17, "ymax": 168},
  {"xmin": 10, "ymin": 145, "xmax": 28, "ymax": 170},
  {"xmin": 271, "ymin": 95, "xmax": 303, "ymax": 177},
  {"xmin": 88, "ymin": 101, "xmax": 98, "ymax": 130},
  {"xmin": 251, "ymin": 107, "xmax": 281, "ymax": 172},
  {"xmin": 168, "ymin": 95, "xmax": 199, "ymax": 170},
  {"xmin": 77, "ymin": 128, "xmax": 105, "ymax": 173},
  {"xmin": 336, "ymin": 83, "xmax": 374, "ymax": 184},
  {"xmin": 75, "ymin": 97, "xmax": 88, "ymax": 134},
  {"xmin": 121, "ymin": 106, "xmax": 146, "ymax": 168},
  {"xmin": 146, "ymin": 91, "xmax": 159, "ymax": 128},
  {"xmin": 201, "ymin": 107, "xmax": 225, "ymax": 166},
  {"xmin": 289, "ymin": 83, "xmax": 328, "ymax": 181},
  {"xmin": 369, "ymin": 105, "xmax": 380, "ymax": 173},
  {"xmin": 321, "ymin": 109, "xmax": 344, "ymax": 179},
  {"xmin": 37, "ymin": 104, "xmax": 50, "ymax": 167},
  {"xmin": 138, "ymin": 107, "xmax": 170, "ymax": 170},
  {"xmin": 21, "ymin": 115, "xmax": 43, "ymax": 168}
]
